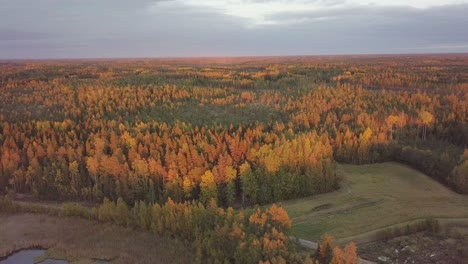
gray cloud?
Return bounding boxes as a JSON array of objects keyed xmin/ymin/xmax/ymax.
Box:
[
  {"xmin": 0, "ymin": 0, "xmax": 467, "ymax": 58},
  {"xmin": 0, "ymin": 30, "xmax": 49, "ymax": 41},
  {"xmin": 265, "ymin": 4, "xmax": 468, "ymax": 46}
]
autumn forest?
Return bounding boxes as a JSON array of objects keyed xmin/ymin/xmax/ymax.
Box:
[{"xmin": 1, "ymin": 55, "xmax": 467, "ymax": 263}]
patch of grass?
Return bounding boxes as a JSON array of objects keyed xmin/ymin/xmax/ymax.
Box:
[
  {"xmin": 0, "ymin": 214, "xmax": 193, "ymax": 264},
  {"xmin": 310, "ymin": 203, "xmax": 333, "ymax": 213},
  {"xmin": 283, "ymin": 162, "xmax": 468, "ymax": 243},
  {"xmin": 292, "ymin": 222, "xmax": 335, "ymax": 241}
]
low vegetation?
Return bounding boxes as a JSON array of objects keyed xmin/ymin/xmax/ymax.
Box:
[
  {"xmin": 375, "ymin": 218, "xmax": 440, "ymax": 241},
  {"xmin": 285, "ymin": 162, "xmax": 468, "ymax": 242}
]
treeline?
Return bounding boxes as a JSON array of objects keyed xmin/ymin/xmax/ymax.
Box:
[
  {"xmin": 0, "ymin": 195, "xmax": 358, "ymax": 264},
  {"xmin": 0, "ymin": 117, "xmax": 337, "ymax": 205},
  {"xmin": 375, "ymin": 218, "xmax": 440, "ymax": 241},
  {"xmin": 61, "ymin": 198, "xmax": 300, "ymax": 263}
]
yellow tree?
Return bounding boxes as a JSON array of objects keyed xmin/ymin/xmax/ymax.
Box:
[
  {"xmin": 200, "ymin": 170, "xmax": 217, "ymax": 204},
  {"xmin": 357, "ymin": 127, "xmax": 372, "ymax": 163},
  {"xmin": 68, "ymin": 160, "xmax": 80, "ymax": 194},
  {"xmin": 182, "ymin": 177, "xmax": 193, "ymax": 199},
  {"xmin": 418, "ymin": 111, "xmax": 433, "ymax": 140},
  {"xmin": 224, "ymin": 165, "xmax": 237, "ymax": 205}
]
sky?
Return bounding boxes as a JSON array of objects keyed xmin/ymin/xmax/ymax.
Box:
[{"xmin": 1, "ymin": 0, "xmax": 468, "ymax": 59}]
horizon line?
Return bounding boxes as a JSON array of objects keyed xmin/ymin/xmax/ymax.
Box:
[{"xmin": 1, "ymin": 52, "xmax": 468, "ymax": 62}]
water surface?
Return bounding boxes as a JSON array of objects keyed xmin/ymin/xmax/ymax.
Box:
[
  {"xmin": 0, "ymin": 249, "xmax": 46, "ymax": 264},
  {"xmin": 1, "ymin": 248, "xmax": 110, "ymax": 264}
]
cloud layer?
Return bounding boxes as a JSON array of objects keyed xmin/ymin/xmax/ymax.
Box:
[{"xmin": 0, "ymin": 0, "xmax": 467, "ymax": 58}]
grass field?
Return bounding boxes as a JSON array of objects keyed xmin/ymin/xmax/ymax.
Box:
[
  {"xmin": 285, "ymin": 162, "xmax": 468, "ymax": 243},
  {"xmin": 0, "ymin": 213, "xmax": 193, "ymax": 264}
]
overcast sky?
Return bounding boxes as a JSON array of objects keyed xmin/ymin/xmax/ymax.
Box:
[{"xmin": 1, "ymin": 0, "xmax": 468, "ymax": 59}]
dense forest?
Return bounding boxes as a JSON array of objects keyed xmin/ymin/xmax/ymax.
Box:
[
  {"xmin": 0, "ymin": 55, "xmax": 467, "ymax": 263},
  {"xmin": 1, "ymin": 55, "xmax": 466, "ymax": 206}
]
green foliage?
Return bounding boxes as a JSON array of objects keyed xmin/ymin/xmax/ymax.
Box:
[
  {"xmin": 55, "ymin": 197, "xmax": 299, "ymax": 263},
  {"xmin": 375, "ymin": 218, "xmax": 440, "ymax": 241},
  {"xmin": 240, "ymin": 164, "xmax": 258, "ymax": 205},
  {"xmin": 98, "ymin": 197, "xmax": 116, "ymax": 222},
  {"xmin": 450, "ymin": 150, "xmax": 468, "ymax": 193},
  {"xmin": 115, "ymin": 197, "xmax": 129, "ymax": 226},
  {"xmin": 61, "ymin": 203, "xmax": 94, "ymax": 219},
  {"xmin": 224, "ymin": 181, "xmax": 236, "ymax": 206}
]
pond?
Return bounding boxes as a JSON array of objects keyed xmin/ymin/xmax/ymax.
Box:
[{"xmin": 0, "ymin": 249, "xmax": 109, "ymax": 264}]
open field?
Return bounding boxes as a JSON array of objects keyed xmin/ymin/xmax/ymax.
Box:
[
  {"xmin": 285, "ymin": 162, "xmax": 468, "ymax": 243},
  {"xmin": 0, "ymin": 213, "xmax": 193, "ymax": 264}
]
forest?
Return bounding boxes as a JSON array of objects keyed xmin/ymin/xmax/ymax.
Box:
[{"xmin": 0, "ymin": 55, "xmax": 467, "ymax": 263}]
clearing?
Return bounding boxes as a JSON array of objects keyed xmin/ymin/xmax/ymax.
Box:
[
  {"xmin": 285, "ymin": 162, "xmax": 468, "ymax": 243},
  {"xmin": 359, "ymin": 231, "xmax": 468, "ymax": 264}
]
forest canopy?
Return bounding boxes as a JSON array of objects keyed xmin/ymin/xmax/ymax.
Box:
[{"xmin": 0, "ymin": 55, "xmax": 467, "ymax": 206}]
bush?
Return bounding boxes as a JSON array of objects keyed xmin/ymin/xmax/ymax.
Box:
[
  {"xmin": 0, "ymin": 196, "xmax": 18, "ymax": 213},
  {"xmin": 61, "ymin": 203, "xmax": 94, "ymax": 219}
]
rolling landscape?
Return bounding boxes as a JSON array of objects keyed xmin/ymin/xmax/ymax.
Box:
[
  {"xmin": 1, "ymin": 1, "xmax": 468, "ymax": 264},
  {"xmin": 0, "ymin": 55, "xmax": 467, "ymax": 263}
]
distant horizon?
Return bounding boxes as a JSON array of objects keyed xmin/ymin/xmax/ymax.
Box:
[{"xmin": 2, "ymin": 52, "xmax": 468, "ymax": 61}]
